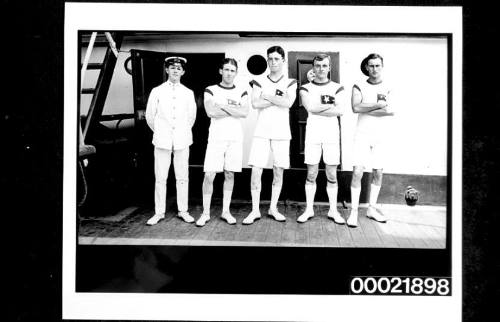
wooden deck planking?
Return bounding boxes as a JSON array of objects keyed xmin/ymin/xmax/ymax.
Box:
[
  {"xmin": 162, "ymin": 212, "xmax": 204, "ymax": 243},
  {"xmin": 384, "ymin": 220, "xmax": 414, "ymax": 248},
  {"xmin": 368, "ymin": 216, "xmax": 400, "ymax": 248},
  {"xmin": 120, "ymin": 210, "xmax": 152, "ymax": 238},
  {"xmin": 214, "ymin": 204, "xmax": 251, "ymax": 242},
  {"xmin": 159, "ymin": 216, "xmax": 187, "ymax": 241},
  {"xmin": 357, "ymin": 213, "xmax": 386, "ymax": 248},
  {"xmin": 411, "ymin": 224, "xmax": 441, "ymax": 248},
  {"xmin": 394, "ymin": 220, "xmax": 429, "ymax": 248},
  {"xmin": 206, "ymin": 210, "xmax": 231, "ymax": 242},
  {"xmin": 308, "ymin": 205, "xmax": 327, "ymax": 246},
  {"xmin": 233, "ymin": 204, "xmax": 260, "ymax": 243},
  {"xmin": 335, "ymin": 208, "xmax": 355, "ymax": 247},
  {"xmin": 220, "ymin": 219, "xmax": 243, "ymax": 242},
  {"xmin": 178, "ymin": 205, "xmax": 206, "ymax": 242},
  {"xmin": 428, "ymin": 226, "xmax": 447, "ymax": 248},
  {"xmin": 224, "ymin": 213, "xmax": 246, "ymax": 242},
  {"xmin": 189, "ymin": 215, "xmax": 218, "ymax": 245},
  {"xmin": 265, "ymin": 213, "xmax": 285, "ymax": 244},
  {"xmin": 394, "ymin": 211, "xmax": 439, "ymax": 249},
  {"xmin": 391, "ymin": 209, "xmax": 445, "ymax": 228},
  {"xmin": 317, "ymin": 205, "xmax": 341, "ymax": 247},
  {"xmin": 294, "ymin": 204, "xmax": 310, "ymax": 245},
  {"xmin": 254, "ymin": 214, "xmax": 272, "ymax": 243},
  {"xmin": 78, "ymin": 203, "xmax": 446, "ymax": 248},
  {"xmin": 279, "ymin": 204, "xmax": 298, "ymax": 246},
  {"xmin": 345, "ymin": 209, "xmax": 371, "ymax": 248},
  {"xmin": 191, "ymin": 204, "xmax": 240, "ymax": 243},
  {"xmin": 134, "ymin": 215, "xmax": 168, "ymax": 239},
  {"xmin": 78, "ymin": 220, "xmax": 108, "ymax": 238}
]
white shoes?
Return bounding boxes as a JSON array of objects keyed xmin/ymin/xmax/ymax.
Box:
[
  {"xmin": 366, "ymin": 206, "xmax": 387, "ymax": 223},
  {"xmin": 196, "ymin": 213, "xmax": 210, "ymax": 227},
  {"xmin": 347, "ymin": 209, "xmax": 358, "ymax": 227},
  {"xmin": 240, "ymin": 208, "xmax": 291, "ymax": 223},
  {"xmin": 221, "ymin": 212, "xmax": 237, "ymax": 225},
  {"xmin": 146, "ymin": 213, "xmax": 165, "ymax": 226},
  {"xmin": 242, "ymin": 211, "xmax": 261, "ymax": 225},
  {"xmin": 297, "ymin": 209, "xmax": 314, "ymax": 223},
  {"xmin": 177, "ymin": 211, "xmax": 195, "ymax": 223},
  {"xmin": 267, "ymin": 208, "xmax": 286, "ymax": 222},
  {"xmin": 327, "ymin": 209, "xmax": 346, "ymax": 225}
]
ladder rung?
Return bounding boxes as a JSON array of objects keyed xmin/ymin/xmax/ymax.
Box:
[
  {"xmin": 81, "ymin": 38, "xmax": 111, "ymax": 47},
  {"xmin": 81, "ymin": 63, "xmax": 103, "ymax": 70},
  {"xmin": 99, "ymin": 113, "xmax": 135, "ymax": 121},
  {"xmin": 81, "ymin": 88, "xmax": 96, "ymax": 94}
]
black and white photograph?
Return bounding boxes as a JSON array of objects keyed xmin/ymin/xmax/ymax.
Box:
[
  {"xmin": 62, "ymin": 2, "xmax": 463, "ymax": 321},
  {"xmin": 77, "ymin": 32, "xmax": 448, "ymax": 249}
]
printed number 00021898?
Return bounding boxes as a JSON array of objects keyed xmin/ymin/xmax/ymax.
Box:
[{"xmin": 349, "ymin": 277, "xmax": 451, "ymax": 295}]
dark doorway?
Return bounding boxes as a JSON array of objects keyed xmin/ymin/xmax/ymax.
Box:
[
  {"xmin": 130, "ymin": 50, "xmax": 225, "ymax": 164},
  {"xmin": 285, "ymin": 51, "xmax": 342, "ymax": 203},
  {"xmin": 130, "ymin": 50, "xmax": 225, "ymax": 203},
  {"xmin": 288, "ymin": 51, "xmax": 340, "ymax": 169}
]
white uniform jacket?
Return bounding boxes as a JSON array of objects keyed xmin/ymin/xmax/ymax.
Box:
[{"xmin": 145, "ymin": 80, "xmax": 197, "ymax": 150}]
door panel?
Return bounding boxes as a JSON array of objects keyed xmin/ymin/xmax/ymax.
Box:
[
  {"xmin": 288, "ymin": 51, "xmax": 341, "ymax": 169},
  {"xmin": 130, "ymin": 49, "xmax": 168, "ymax": 148},
  {"xmin": 129, "ymin": 50, "xmax": 224, "ymax": 204},
  {"xmin": 130, "ymin": 50, "xmax": 225, "ymax": 166},
  {"xmin": 164, "ymin": 52, "xmax": 225, "ymax": 165}
]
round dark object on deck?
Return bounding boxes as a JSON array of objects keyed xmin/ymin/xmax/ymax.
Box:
[{"xmin": 404, "ymin": 186, "xmax": 420, "ymax": 206}]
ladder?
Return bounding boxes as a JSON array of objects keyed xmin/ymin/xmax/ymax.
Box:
[
  {"xmin": 80, "ymin": 31, "xmax": 123, "ymax": 147},
  {"xmin": 78, "ymin": 31, "xmax": 123, "ymax": 206}
]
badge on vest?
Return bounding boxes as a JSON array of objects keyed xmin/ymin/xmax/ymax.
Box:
[
  {"xmin": 377, "ymin": 94, "xmax": 387, "ymax": 102},
  {"xmin": 227, "ymin": 98, "xmax": 238, "ymax": 106},
  {"xmin": 275, "ymin": 89, "xmax": 284, "ymax": 97},
  {"xmin": 321, "ymin": 94, "xmax": 335, "ymax": 104}
]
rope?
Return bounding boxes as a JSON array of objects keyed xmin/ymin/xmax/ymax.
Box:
[{"xmin": 77, "ymin": 160, "xmax": 88, "ymax": 207}]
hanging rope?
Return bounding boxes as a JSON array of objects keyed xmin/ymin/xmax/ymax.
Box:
[{"xmin": 77, "ymin": 160, "xmax": 88, "ymax": 207}]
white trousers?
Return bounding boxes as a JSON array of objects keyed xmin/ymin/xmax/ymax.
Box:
[{"xmin": 154, "ymin": 147, "xmax": 189, "ymax": 215}]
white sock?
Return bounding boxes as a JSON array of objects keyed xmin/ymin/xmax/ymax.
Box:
[
  {"xmin": 222, "ymin": 189, "xmax": 232, "ymax": 213},
  {"xmin": 305, "ymin": 183, "xmax": 316, "ymax": 212},
  {"xmin": 326, "ymin": 183, "xmax": 338, "ymax": 211},
  {"xmin": 176, "ymin": 180, "xmax": 189, "ymax": 213},
  {"xmin": 369, "ymin": 184, "xmax": 381, "ymax": 207},
  {"xmin": 251, "ymin": 189, "xmax": 261, "ymax": 213},
  {"xmin": 270, "ymin": 186, "xmax": 282, "ymax": 211},
  {"xmin": 202, "ymin": 193, "xmax": 212, "ymax": 215},
  {"xmin": 351, "ymin": 186, "xmax": 361, "ymax": 210}
]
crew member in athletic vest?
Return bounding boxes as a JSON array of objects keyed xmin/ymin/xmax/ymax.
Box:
[
  {"xmin": 196, "ymin": 58, "xmax": 249, "ymax": 227},
  {"xmin": 348, "ymin": 53, "xmax": 395, "ymax": 227},
  {"xmin": 243, "ymin": 46, "xmax": 297, "ymax": 224},
  {"xmin": 145, "ymin": 56, "xmax": 197, "ymax": 225},
  {"xmin": 297, "ymin": 54, "xmax": 346, "ymax": 224}
]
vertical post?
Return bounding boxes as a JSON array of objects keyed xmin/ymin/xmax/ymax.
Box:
[{"xmin": 81, "ymin": 32, "xmax": 97, "ymax": 87}]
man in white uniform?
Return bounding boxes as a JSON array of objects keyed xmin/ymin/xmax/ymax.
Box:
[
  {"xmin": 296, "ymin": 54, "xmax": 346, "ymax": 224},
  {"xmin": 145, "ymin": 56, "xmax": 197, "ymax": 225},
  {"xmin": 243, "ymin": 46, "xmax": 297, "ymax": 225},
  {"xmin": 196, "ymin": 58, "xmax": 249, "ymax": 227},
  {"xmin": 348, "ymin": 53, "xmax": 395, "ymax": 227}
]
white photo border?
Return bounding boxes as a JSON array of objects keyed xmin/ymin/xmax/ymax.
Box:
[{"xmin": 64, "ymin": 3, "xmax": 462, "ymax": 321}]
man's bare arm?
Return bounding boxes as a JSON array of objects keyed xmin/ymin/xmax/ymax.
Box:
[{"xmin": 351, "ymin": 85, "xmax": 386, "ymax": 113}]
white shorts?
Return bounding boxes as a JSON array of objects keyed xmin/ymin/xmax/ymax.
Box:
[
  {"xmin": 248, "ymin": 137, "xmax": 290, "ymax": 169},
  {"xmin": 203, "ymin": 140, "xmax": 243, "ymax": 173},
  {"xmin": 352, "ymin": 132, "xmax": 386, "ymax": 170},
  {"xmin": 304, "ymin": 142, "xmax": 340, "ymax": 165}
]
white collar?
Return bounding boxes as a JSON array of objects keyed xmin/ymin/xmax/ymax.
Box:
[{"xmin": 166, "ymin": 80, "xmax": 181, "ymax": 87}]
